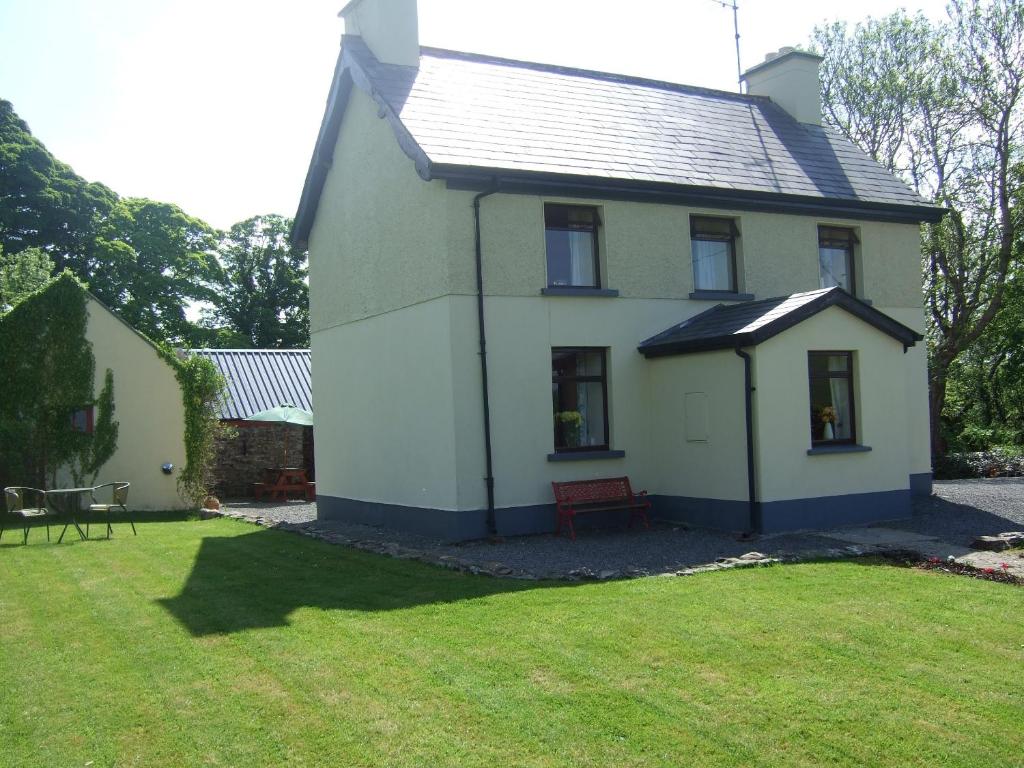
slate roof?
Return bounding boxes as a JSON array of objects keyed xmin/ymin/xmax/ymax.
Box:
[
  {"xmin": 293, "ymin": 38, "xmax": 942, "ymax": 245},
  {"xmin": 193, "ymin": 349, "xmax": 312, "ymax": 420},
  {"xmin": 637, "ymin": 287, "xmax": 922, "ymax": 357}
]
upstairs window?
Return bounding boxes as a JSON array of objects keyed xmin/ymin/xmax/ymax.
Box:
[
  {"xmin": 71, "ymin": 406, "xmax": 94, "ymax": 434},
  {"xmin": 808, "ymin": 352, "xmax": 855, "ymax": 445},
  {"xmin": 552, "ymin": 348, "xmax": 608, "ymax": 451},
  {"xmin": 545, "ymin": 204, "xmax": 600, "ymax": 288},
  {"xmin": 691, "ymin": 216, "xmax": 738, "ymax": 292},
  {"xmin": 818, "ymin": 226, "xmax": 857, "ymax": 294}
]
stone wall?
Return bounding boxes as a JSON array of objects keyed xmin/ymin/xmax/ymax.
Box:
[{"xmin": 212, "ymin": 421, "xmax": 312, "ymax": 499}]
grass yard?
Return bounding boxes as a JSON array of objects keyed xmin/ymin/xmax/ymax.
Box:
[{"xmin": 1, "ymin": 516, "xmax": 1022, "ymax": 767}]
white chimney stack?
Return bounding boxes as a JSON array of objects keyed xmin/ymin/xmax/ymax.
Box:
[
  {"xmin": 339, "ymin": 0, "xmax": 420, "ymax": 67},
  {"xmin": 741, "ymin": 47, "xmax": 824, "ymax": 125}
]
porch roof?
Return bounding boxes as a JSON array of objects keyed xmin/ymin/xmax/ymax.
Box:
[{"xmin": 637, "ymin": 287, "xmax": 922, "ymax": 358}]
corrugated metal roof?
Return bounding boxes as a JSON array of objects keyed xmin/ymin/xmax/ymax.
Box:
[{"xmin": 193, "ymin": 349, "xmax": 312, "ymax": 420}]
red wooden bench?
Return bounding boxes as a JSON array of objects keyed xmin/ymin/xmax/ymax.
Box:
[{"xmin": 551, "ymin": 476, "xmax": 651, "ymax": 541}]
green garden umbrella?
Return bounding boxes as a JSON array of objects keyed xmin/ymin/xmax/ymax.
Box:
[
  {"xmin": 244, "ymin": 404, "xmax": 314, "ymax": 466},
  {"xmin": 244, "ymin": 404, "xmax": 314, "ymax": 427}
]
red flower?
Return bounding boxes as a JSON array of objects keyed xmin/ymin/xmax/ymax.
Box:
[
  {"xmin": 982, "ymin": 567, "xmax": 995, "ymax": 574},
  {"xmin": 928, "ymin": 556, "xmax": 941, "ymax": 564},
  {"xmin": 1000, "ymin": 563, "xmax": 1010, "ymax": 570}
]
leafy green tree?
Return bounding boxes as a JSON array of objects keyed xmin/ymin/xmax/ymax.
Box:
[
  {"xmin": 203, "ymin": 214, "xmax": 309, "ymax": 348},
  {"xmin": 0, "ymin": 245, "xmax": 54, "ymax": 311},
  {"xmin": 0, "ymin": 99, "xmax": 119, "ymax": 278},
  {"xmin": 103, "ymin": 198, "xmax": 221, "ymax": 344},
  {"xmin": 0, "ymin": 100, "xmax": 221, "ymax": 345},
  {"xmin": 69, "ymin": 368, "xmax": 119, "ymax": 487},
  {"xmin": 813, "ymin": 0, "xmax": 1024, "ymax": 454}
]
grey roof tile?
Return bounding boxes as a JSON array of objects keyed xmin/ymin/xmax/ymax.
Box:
[{"xmin": 291, "ymin": 38, "xmax": 942, "ymax": 246}]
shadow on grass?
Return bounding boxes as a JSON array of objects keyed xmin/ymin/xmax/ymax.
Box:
[
  {"xmin": 151, "ymin": 490, "xmax": 1024, "ymax": 636},
  {"xmin": 158, "ymin": 527, "xmax": 573, "ymax": 636}
]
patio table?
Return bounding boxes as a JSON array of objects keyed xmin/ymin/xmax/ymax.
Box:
[
  {"xmin": 254, "ymin": 467, "xmax": 313, "ymax": 502},
  {"xmin": 46, "ymin": 487, "xmax": 93, "ymax": 542}
]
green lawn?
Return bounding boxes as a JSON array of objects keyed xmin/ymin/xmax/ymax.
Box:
[{"xmin": 1, "ymin": 517, "xmax": 1021, "ymax": 767}]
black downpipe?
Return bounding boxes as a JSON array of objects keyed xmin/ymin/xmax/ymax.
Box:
[
  {"xmin": 474, "ymin": 184, "xmax": 500, "ymax": 536},
  {"xmin": 734, "ymin": 348, "xmax": 761, "ymax": 534}
]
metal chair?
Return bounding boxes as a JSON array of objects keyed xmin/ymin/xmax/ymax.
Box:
[
  {"xmin": 2, "ymin": 487, "xmax": 51, "ymax": 545},
  {"xmin": 88, "ymin": 482, "xmax": 133, "ymax": 538}
]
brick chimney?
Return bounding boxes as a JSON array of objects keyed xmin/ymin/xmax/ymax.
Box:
[
  {"xmin": 741, "ymin": 47, "xmax": 824, "ymax": 125},
  {"xmin": 339, "ymin": 0, "xmax": 419, "ymax": 67}
]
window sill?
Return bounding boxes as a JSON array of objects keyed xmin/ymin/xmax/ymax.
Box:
[
  {"xmin": 806, "ymin": 444, "xmax": 872, "ymax": 456},
  {"xmin": 541, "ymin": 287, "xmax": 619, "ymax": 297},
  {"xmin": 547, "ymin": 449, "xmax": 626, "ymax": 462},
  {"xmin": 689, "ymin": 291, "xmax": 755, "ymax": 302}
]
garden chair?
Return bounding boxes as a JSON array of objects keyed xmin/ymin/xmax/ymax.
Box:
[
  {"xmin": 88, "ymin": 482, "xmax": 134, "ymax": 539},
  {"xmin": 2, "ymin": 487, "xmax": 52, "ymax": 545}
]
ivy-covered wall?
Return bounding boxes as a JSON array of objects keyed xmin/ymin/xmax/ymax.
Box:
[
  {"xmin": 0, "ymin": 272, "xmax": 112, "ymax": 489},
  {"xmin": 0, "ymin": 272, "xmax": 224, "ymax": 508}
]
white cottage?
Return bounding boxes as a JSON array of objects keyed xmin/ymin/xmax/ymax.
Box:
[{"xmin": 293, "ymin": 0, "xmax": 942, "ymax": 540}]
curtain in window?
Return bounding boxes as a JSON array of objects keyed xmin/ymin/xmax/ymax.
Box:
[
  {"xmin": 692, "ymin": 240, "xmax": 731, "ymax": 291},
  {"xmin": 818, "ymin": 247, "xmax": 850, "ymax": 290},
  {"xmin": 818, "ymin": 227, "xmax": 855, "ymax": 293},
  {"xmin": 828, "ymin": 355, "xmax": 852, "ymax": 439},
  {"xmin": 691, "ymin": 217, "xmax": 736, "ymax": 292},
  {"xmin": 567, "ymin": 230, "xmax": 595, "ymax": 287}
]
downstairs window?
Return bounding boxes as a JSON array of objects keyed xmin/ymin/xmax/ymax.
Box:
[
  {"xmin": 808, "ymin": 351, "xmax": 855, "ymax": 445},
  {"xmin": 552, "ymin": 348, "xmax": 609, "ymax": 451}
]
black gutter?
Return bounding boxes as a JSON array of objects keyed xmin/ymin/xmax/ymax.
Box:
[
  {"xmin": 734, "ymin": 348, "xmax": 761, "ymax": 534},
  {"xmin": 474, "ymin": 183, "xmax": 500, "ymax": 536},
  {"xmin": 439, "ymin": 167, "xmax": 946, "ymax": 225}
]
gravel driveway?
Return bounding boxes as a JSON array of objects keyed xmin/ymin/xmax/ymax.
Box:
[
  {"xmin": 892, "ymin": 478, "xmax": 1024, "ymax": 543},
  {"xmin": 219, "ymin": 479, "xmax": 1024, "ymax": 579}
]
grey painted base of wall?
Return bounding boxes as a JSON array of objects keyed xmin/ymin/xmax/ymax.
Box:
[
  {"xmin": 758, "ymin": 489, "xmax": 911, "ymax": 534},
  {"xmin": 909, "ymin": 472, "xmax": 933, "ymax": 497},
  {"xmin": 649, "ymin": 495, "xmax": 750, "ymax": 532},
  {"xmin": 318, "ymin": 495, "xmax": 631, "ymax": 542},
  {"xmin": 634, "ymin": 490, "xmax": 913, "ymax": 534},
  {"xmin": 318, "ymin": 495, "xmax": 491, "ymax": 542},
  {"xmin": 320, "ymin": 486, "xmax": 915, "ymax": 542}
]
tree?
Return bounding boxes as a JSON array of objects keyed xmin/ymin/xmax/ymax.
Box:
[
  {"xmin": 813, "ymin": 0, "xmax": 1024, "ymax": 454},
  {"xmin": 103, "ymin": 198, "xmax": 221, "ymax": 345},
  {"xmin": 0, "ymin": 245, "xmax": 54, "ymax": 311},
  {"xmin": 203, "ymin": 214, "xmax": 309, "ymax": 348},
  {"xmin": 0, "ymin": 100, "xmax": 220, "ymax": 345},
  {"xmin": 0, "ymin": 99, "xmax": 119, "ymax": 280}
]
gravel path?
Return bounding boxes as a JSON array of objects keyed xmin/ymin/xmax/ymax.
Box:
[
  {"xmin": 887, "ymin": 479, "xmax": 1024, "ymax": 544},
  {"xmin": 218, "ymin": 480, "xmax": 1024, "ymax": 579},
  {"xmin": 220, "ymin": 499, "xmax": 317, "ymax": 526}
]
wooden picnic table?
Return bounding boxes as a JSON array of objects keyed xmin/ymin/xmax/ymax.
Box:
[{"xmin": 254, "ymin": 467, "xmax": 315, "ymax": 502}]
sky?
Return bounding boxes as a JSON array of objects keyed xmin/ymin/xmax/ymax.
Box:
[{"xmin": 0, "ymin": 0, "xmax": 950, "ymax": 231}]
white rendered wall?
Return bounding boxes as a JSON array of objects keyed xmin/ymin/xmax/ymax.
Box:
[
  {"xmin": 751, "ymin": 305, "xmax": 918, "ymax": 503},
  {"xmin": 70, "ymin": 299, "xmax": 188, "ymax": 510},
  {"xmin": 306, "ymin": 69, "xmax": 930, "ymax": 517},
  {"xmin": 311, "ymin": 297, "xmax": 459, "ymax": 510}
]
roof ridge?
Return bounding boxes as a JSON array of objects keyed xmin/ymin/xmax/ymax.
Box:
[{"xmin": 416, "ymin": 45, "xmax": 770, "ymax": 105}]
